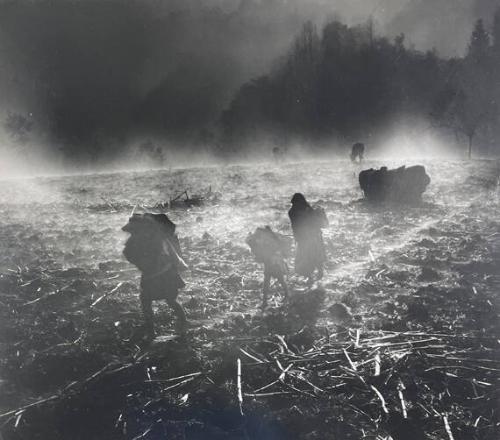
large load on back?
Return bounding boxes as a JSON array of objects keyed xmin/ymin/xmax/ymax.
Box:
[
  {"xmin": 246, "ymin": 226, "xmax": 291, "ymax": 307},
  {"xmin": 122, "ymin": 213, "xmax": 187, "ymax": 273},
  {"xmin": 246, "ymin": 226, "xmax": 291, "ymax": 265},
  {"xmin": 359, "ymin": 165, "xmax": 430, "ymax": 203},
  {"xmin": 121, "ymin": 212, "xmax": 188, "ymax": 337}
]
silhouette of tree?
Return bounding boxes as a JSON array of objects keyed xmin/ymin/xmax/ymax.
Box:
[
  {"xmin": 284, "ymin": 21, "xmax": 321, "ymax": 136},
  {"xmin": 4, "ymin": 112, "xmax": 33, "ymax": 144},
  {"xmin": 433, "ymin": 82, "xmax": 491, "ymax": 159},
  {"xmin": 493, "ymin": 9, "xmax": 500, "ymax": 48},
  {"xmin": 467, "ymin": 19, "xmax": 490, "ymax": 62},
  {"xmin": 491, "ymin": 8, "xmax": 500, "ymax": 154},
  {"xmin": 433, "ymin": 22, "xmax": 496, "ymax": 160}
]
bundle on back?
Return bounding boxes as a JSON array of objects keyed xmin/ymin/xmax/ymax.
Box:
[
  {"xmin": 359, "ymin": 165, "xmax": 430, "ymax": 203},
  {"xmin": 121, "ymin": 213, "xmax": 188, "ymax": 337},
  {"xmin": 246, "ymin": 226, "xmax": 290, "ymax": 307},
  {"xmin": 122, "ymin": 213, "xmax": 187, "ymax": 273},
  {"xmin": 246, "ymin": 226, "xmax": 291, "ymax": 264}
]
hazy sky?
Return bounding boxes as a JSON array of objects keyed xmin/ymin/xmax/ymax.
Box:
[
  {"xmin": 0, "ymin": 0, "xmax": 497, "ymax": 158},
  {"xmin": 208, "ymin": 0, "xmax": 499, "ymax": 56}
]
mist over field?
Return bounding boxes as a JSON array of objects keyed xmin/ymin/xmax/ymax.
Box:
[
  {"xmin": 0, "ymin": 0, "xmax": 498, "ymax": 175},
  {"xmin": 1, "ymin": 3, "xmax": 500, "ymax": 440},
  {"xmin": 1, "ymin": 157, "xmax": 500, "ymax": 439}
]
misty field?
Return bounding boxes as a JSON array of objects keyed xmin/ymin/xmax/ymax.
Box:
[{"xmin": 0, "ymin": 159, "xmax": 499, "ymax": 440}]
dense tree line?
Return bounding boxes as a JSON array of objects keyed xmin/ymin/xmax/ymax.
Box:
[
  {"xmin": 0, "ymin": 0, "xmax": 323, "ymax": 160},
  {"xmin": 221, "ymin": 11, "xmax": 500, "ymax": 158}
]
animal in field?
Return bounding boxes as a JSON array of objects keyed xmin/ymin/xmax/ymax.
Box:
[
  {"xmin": 359, "ymin": 165, "xmax": 431, "ymax": 203},
  {"xmin": 246, "ymin": 226, "xmax": 290, "ymax": 308},
  {"xmin": 122, "ymin": 213, "xmax": 188, "ymax": 338},
  {"xmin": 350, "ymin": 142, "xmax": 365, "ymax": 163}
]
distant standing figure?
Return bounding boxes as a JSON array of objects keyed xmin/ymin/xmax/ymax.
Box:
[
  {"xmin": 351, "ymin": 142, "xmax": 365, "ymax": 163},
  {"xmin": 122, "ymin": 213, "xmax": 188, "ymax": 338},
  {"xmin": 272, "ymin": 146, "xmax": 286, "ymax": 163},
  {"xmin": 288, "ymin": 193, "xmax": 328, "ymax": 283}
]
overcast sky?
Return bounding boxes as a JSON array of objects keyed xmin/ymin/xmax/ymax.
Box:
[{"xmin": 198, "ymin": 0, "xmax": 499, "ymax": 56}]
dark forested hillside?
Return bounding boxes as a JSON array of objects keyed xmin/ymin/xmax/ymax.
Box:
[
  {"xmin": 0, "ymin": 1, "xmax": 498, "ymax": 166},
  {"xmin": 221, "ymin": 12, "xmax": 500, "ymax": 157}
]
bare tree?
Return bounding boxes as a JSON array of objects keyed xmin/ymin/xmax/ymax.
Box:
[
  {"xmin": 4, "ymin": 112, "xmax": 33, "ymax": 144},
  {"xmin": 432, "ymin": 20, "xmax": 496, "ymax": 159},
  {"xmin": 433, "ymin": 72, "xmax": 495, "ymax": 159}
]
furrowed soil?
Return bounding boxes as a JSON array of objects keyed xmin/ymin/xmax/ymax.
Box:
[{"xmin": 0, "ymin": 159, "xmax": 499, "ymax": 440}]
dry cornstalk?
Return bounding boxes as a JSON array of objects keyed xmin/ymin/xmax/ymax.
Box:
[
  {"xmin": 443, "ymin": 415, "xmax": 455, "ymax": 440},
  {"xmin": 294, "ymin": 373, "xmax": 325, "ymax": 394},
  {"xmin": 131, "ymin": 425, "xmax": 153, "ymax": 440},
  {"xmin": 14, "ymin": 412, "xmax": 23, "ymax": 428},
  {"xmin": 237, "ymin": 358, "xmax": 244, "ymax": 416},
  {"xmin": 253, "ymin": 380, "xmax": 280, "ymax": 393},
  {"xmin": 193, "ymin": 267, "xmax": 220, "ymax": 276},
  {"xmin": 0, "ymin": 395, "xmax": 59, "ymax": 419},
  {"xmin": 276, "ymin": 360, "xmax": 293, "ymax": 382},
  {"xmin": 91, "ymin": 282, "xmax": 124, "ymax": 307},
  {"xmin": 343, "ymin": 349, "xmax": 357, "ymax": 371},
  {"xmin": 398, "ymin": 381, "xmax": 407, "ymax": 419},
  {"xmin": 145, "ymin": 372, "xmax": 202, "ymax": 383},
  {"xmin": 161, "ymin": 376, "xmax": 197, "ymax": 392},
  {"xmin": 370, "ymin": 338, "xmax": 439, "ymax": 349},
  {"xmin": 371, "ymin": 385, "xmax": 389, "ymax": 414},
  {"xmin": 283, "ymin": 381, "xmax": 316, "ymax": 398},
  {"xmin": 374, "ymin": 351, "xmax": 381, "ymax": 376},
  {"xmin": 275, "ymin": 334, "xmax": 292, "ymax": 354},
  {"xmin": 239, "ymin": 347, "xmax": 265, "ymax": 364},
  {"xmin": 244, "ymin": 392, "xmax": 291, "ymax": 397}
]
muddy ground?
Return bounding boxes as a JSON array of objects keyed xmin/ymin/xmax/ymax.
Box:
[{"xmin": 0, "ymin": 160, "xmax": 499, "ymax": 439}]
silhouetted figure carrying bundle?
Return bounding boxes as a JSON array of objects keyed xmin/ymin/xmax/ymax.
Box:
[
  {"xmin": 122, "ymin": 213, "xmax": 188, "ymax": 338},
  {"xmin": 288, "ymin": 193, "xmax": 328, "ymax": 284},
  {"xmin": 350, "ymin": 142, "xmax": 365, "ymax": 163},
  {"xmin": 246, "ymin": 226, "xmax": 289, "ymax": 308},
  {"xmin": 359, "ymin": 165, "xmax": 431, "ymax": 203}
]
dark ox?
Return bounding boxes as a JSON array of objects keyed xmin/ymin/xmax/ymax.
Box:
[{"xmin": 350, "ymin": 142, "xmax": 365, "ymax": 163}]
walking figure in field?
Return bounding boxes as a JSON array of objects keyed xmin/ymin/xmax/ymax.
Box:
[
  {"xmin": 247, "ymin": 226, "xmax": 290, "ymax": 308},
  {"xmin": 350, "ymin": 142, "xmax": 365, "ymax": 163},
  {"xmin": 288, "ymin": 193, "xmax": 328, "ymax": 284},
  {"xmin": 122, "ymin": 213, "xmax": 188, "ymax": 338}
]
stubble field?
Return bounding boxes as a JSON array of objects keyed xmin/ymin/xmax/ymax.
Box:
[{"xmin": 0, "ymin": 159, "xmax": 499, "ymax": 439}]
